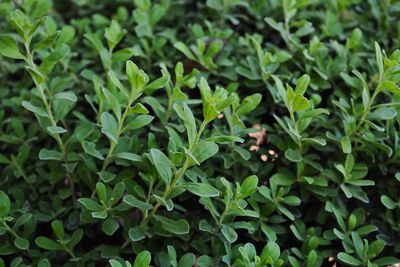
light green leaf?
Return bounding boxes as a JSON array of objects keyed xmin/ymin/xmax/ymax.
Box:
[
  {"xmin": 39, "ymin": 149, "xmax": 63, "ymax": 161},
  {"xmin": 181, "ymin": 182, "xmax": 219, "ymax": 197},
  {"xmin": 221, "ymin": 224, "xmax": 237, "ymax": 243},
  {"xmin": 337, "ymin": 252, "xmax": 362, "ymax": 266},
  {"xmin": 133, "ymin": 251, "xmax": 151, "ymax": 267},
  {"xmin": 22, "ymin": 101, "xmax": 48, "ymax": 117},
  {"xmin": 0, "ymin": 34, "xmax": 24, "ymax": 59},
  {"xmin": 123, "ymin": 195, "xmax": 153, "ymax": 210},
  {"xmin": 174, "ymin": 42, "xmax": 196, "ymax": 60},
  {"xmin": 285, "ymin": 149, "xmax": 302, "ymax": 162},
  {"xmin": 101, "ymin": 112, "xmax": 119, "ymax": 143},
  {"xmin": 150, "ymin": 148, "xmax": 173, "ymax": 185},
  {"xmin": 295, "ymin": 74, "xmax": 310, "ymax": 95},
  {"xmin": 341, "ymin": 136, "xmax": 351, "ymax": 154},
  {"xmin": 82, "ymin": 141, "xmax": 104, "ymax": 160},
  {"xmin": 123, "ymin": 115, "xmax": 154, "ymax": 132},
  {"xmin": 47, "ymin": 126, "xmax": 67, "ymax": 134},
  {"xmin": 192, "ymin": 141, "xmax": 218, "ymax": 164},
  {"xmin": 240, "ymin": 175, "xmax": 258, "ymax": 198},
  {"xmin": 0, "ymin": 191, "xmax": 10, "ymax": 217}
]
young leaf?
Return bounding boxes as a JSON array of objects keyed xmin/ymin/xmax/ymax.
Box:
[
  {"xmin": 101, "ymin": 112, "xmax": 119, "ymax": 143},
  {"xmin": 133, "ymin": 251, "xmax": 151, "ymax": 267},
  {"xmin": 150, "ymin": 149, "xmax": 173, "ymax": 185},
  {"xmin": 0, "ymin": 34, "xmax": 24, "ymax": 59}
]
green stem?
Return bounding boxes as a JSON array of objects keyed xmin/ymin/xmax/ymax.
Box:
[
  {"xmin": 91, "ymin": 98, "xmax": 134, "ymax": 197},
  {"xmin": 2, "ymin": 221, "xmax": 18, "ymax": 238},
  {"xmin": 23, "ymin": 43, "xmax": 76, "ymax": 208},
  {"xmin": 217, "ymin": 202, "xmax": 231, "ymax": 228},
  {"xmin": 12, "ymin": 159, "xmax": 35, "ymax": 191},
  {"xmin": 62, "ymin": 244, "xmax": 78, "ymax": 261},
  {"xmin": 141, "ymin": 120, "xmax": 208, "ymax": 225},
  {"xmin": 348, "ymin": 89, "xmax": 379, "ymax": 137},
  {"xmin": 289, "ymin": 110, "xmax": 302, "ymax": 151}
]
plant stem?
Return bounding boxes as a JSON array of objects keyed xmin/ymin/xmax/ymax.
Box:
[
  {"xmin": 348, "ymin": 89, "xmax": 379, "ymax": 137},
  {"xmin": 91, "ymin": 98, "xmax": 134, "ymax": 197},
  {"xmin": 141, "ymin": 120, "xmax": 208, "ymax": 225},
  {"xmin": 23, "ymin": 43, "xmax": 76, "ymax": 208},
  {"xmin": 2, "ymin": 221, "xmax": 18, "ymax": 238}
]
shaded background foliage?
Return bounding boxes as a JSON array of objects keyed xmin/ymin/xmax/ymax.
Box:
[{"xmin": 1, "ymin": 0, "xmax": 400, "ymax": 266}]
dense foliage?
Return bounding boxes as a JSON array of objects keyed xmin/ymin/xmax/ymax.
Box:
[{"xmin": 1, "ymin": 0, "xmax": 400, "ymax": 266}]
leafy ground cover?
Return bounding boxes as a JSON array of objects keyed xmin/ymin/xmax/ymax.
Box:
[{"xmin": 1, "ymin": 0, "xmax": 400, "ymax": 266}]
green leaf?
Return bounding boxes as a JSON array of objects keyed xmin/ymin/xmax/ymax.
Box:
[
  {"xmin": 236, "ymin": 93, "xmax": 262, "ymax": 116},
  {"xmin": 292, "ymin": 94, "xmax": 310, "ymax": 111},
  {"xmin": 380, "ymin": 195, "xmax": 397, "ymax": 209},
  {"xmin": 82, "ymin": 141, "xmax": 104, "ymax": 160},
  {"xmin": 129, "ymin": 227, "xmax": 146, "ymax": 241},
  {"xmin": 114, "ymin": 152, "xmax": 142, "ymax": 162},
  {"xmin": 145, "ymin": 75, "xmax": 169, "ymax": 92},
  {"xmin": 102, "ymin": 88, "xmax": 121, "ymax": 120},
  {"xmin": 126, "ymin": 60, "xmax": 149, "ymax": 92},
  {"xmin": 14, "ymin": 237, "xmax": 29, "ymax": 250},
  {"xmin": 109, "ymin": 260, "xmax": 123, "ymax": 267},
  {"xmin": 351, "ymin": 232, "xmax": 364, "ymax": 259},
  {"xmin": 47, "ymin": 126, "xmax": 67, "ymax": 134},
  {"xmin": 181, "ymin": 182, "xmax": 219, "ymax": 197},
  {"xmin": 108, "ymin": 70, "xmax": 129, "ymax": 98},
  {"xmin": 35, "ymin": 237, "xmax": 63, "ymax": 251},
  {"xmin": 261, "ymin": 242, "xmax": 280, "ymax": 264},
  {"xmin": 39, "ymin": 44, "xmax": 69, "ymax": 75},
  {"xmin": 369, "ymin": 107, "xmax": 397, "ymax": 120},
  {"xmin": 207, "ymin": 135, "xmax": 244, "ymax": 143},
  {"xmin": 123, "ymin": 115, "xmax": 154, "ymax": 132},
  {"xmin": 285, "ymin": 149, "xmax": 302, "ymax": 162},
  {"xmin": 0, "ymin": 191, "xmax": 10, "ymax": 217},
  {"xmin": 375, "ymin": 42, "xmax": 383, "ymax": 79},
  {"xmin": 270, "ymin": 172, "xmax": 296, "ymax": 186},
  {"xmin": 240, "ymin": 175, "xmax": 258, "ymax": 198},
  {"xmin": 373, "ymin": 257, "xmax": 400, "ymax": 265},
  {"xmin": 78, "ymin": 198, "xmax": 102, "ymax": 211},
  {"xmin": 295, "ymin": 74, "xmax": 310, "ymax": 95},
  {"xmin": 96, "ymin": 182, "xmax": 108, "ymax": 205},
  {"xmin": 150, "ymin": 149, "xmax": 173, "ymax": 185},
  {"xmin": 221, "ymin": 224, "xmax": 237, "ymax": 243},
  {"xmin": 174, "ymin": 42, "xmax": 196, "ymax": 60},
  {"xmin": 102, "ymin": 217, "xmax": 119, "ymax": 236},
  {"xmin": 0, "ymin": 34, "xmax": 24, "ymax": 59},
  {"xmin": 51, "ymin": 220, "xmax": 65, "ymax": 240},
  {"xmin": 123, "ymin": 195, "xmax": 153, "ymax": 210},
  {"xmin": 178, "ymin": 253, "xmax": 196, "ymax": 267},
  {"xmin": 184, "ymin": 147, "xmax": 200, "ymax": 165},
  {"xmin": 98, "ymin": 171, "xmax": 116, "ymax": 183},
  {"xmin": 21, "ymin": 101, "xmax": 48, "ymax": 117},
  {"xmin": 341, "ymin": 136, "xmax": 352, "ymax": 154},
  {"xmin": 337, "ymin": 252, "xmax": 362, "ymax": 266},
  {"xmin": 39, "ymin": 149, "xmax": 63, "ymax": 161},
  {"xmin": 192, "ymin": 141, "xmax": 219, "ymax": 164},
  {"xmin": 155, "ymin": 216, "xmax": 190, "ymax": 235},
  {"xmin": 133, "ymin": 251, "xmax": 151, "ymax": 267},
  {"xmin": 377, "ymin": 80, "xmax": 400, "ymax": 95},
  {"xmin": 101, "ymin": 112, "xmax": 119, "ymax": 143},
  {"xmin": 55, "ymin": 92, "xmax": 77, "ymax": 102},
  {"xmin": 368, "ymin": 240, "xmax": 386, "ymax": 258}
]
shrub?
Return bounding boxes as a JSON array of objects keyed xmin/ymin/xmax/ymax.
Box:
[{"xmin": 0, "ymin": 0, "xmax": 400, "ymax": 266}]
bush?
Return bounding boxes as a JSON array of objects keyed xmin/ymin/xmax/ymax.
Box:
[{"xmin": 0, "ymin": 0, "xmax": 400, "ymax": 266}]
